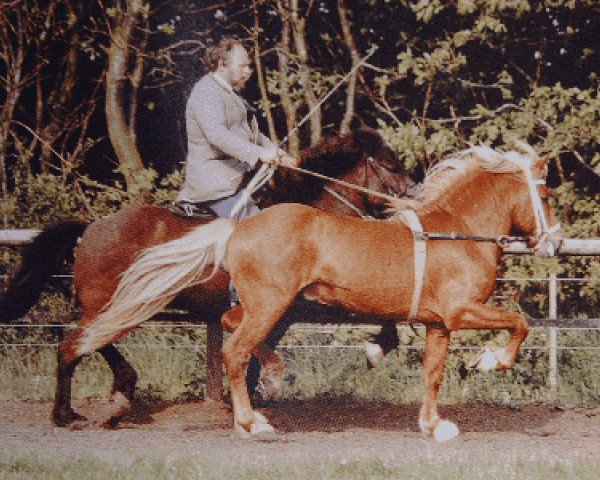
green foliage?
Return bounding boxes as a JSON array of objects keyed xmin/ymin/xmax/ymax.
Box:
[
  {"xmin": 362, "ymin": 0, "xmax": 600, "ymax": 314},
  {"xmin": 1, "ymin": 167, "xmax": 182, "ymax": 228}
]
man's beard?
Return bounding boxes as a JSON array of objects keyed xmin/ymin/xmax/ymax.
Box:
[{"xmin": 232, "ymin": 77, "xmax": 248, "ymax": 92}]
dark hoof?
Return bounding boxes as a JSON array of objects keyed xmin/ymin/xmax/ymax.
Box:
[
  {"xmin": 52, "ymin": 407, "xmax": 87, "ymax": 427},
  {"xmin": 102, "ymin": 414, "xmax": 124, "ymax": 429},
  {"xmin": 250, "ymin": 390, "xmax": 270, "ymax": 408}
]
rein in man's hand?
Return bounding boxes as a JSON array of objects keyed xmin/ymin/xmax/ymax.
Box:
[
  {"xmin": 259, "ymin": 148, "xmax": 298, "ymax": 168},
  {"xmin": 275, "ymin": 154, "xmax": 299, "ymax": 168}
]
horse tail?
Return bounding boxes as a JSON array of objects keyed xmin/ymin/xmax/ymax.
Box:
[
  {"xmin": 0, "ymin": 221, "xmax": 88, "ymax": 322},
  {"xmin": 76, "ymin": 217, "xmax": 236, "ymax": 355}
]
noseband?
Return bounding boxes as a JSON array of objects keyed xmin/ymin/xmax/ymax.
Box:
[{"xmin": 365, "ymin": 156, "xmax": 404, "ymax": 198}]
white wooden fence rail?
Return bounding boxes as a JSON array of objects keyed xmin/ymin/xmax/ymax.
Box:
[{"xmin": 4, "ymin": 229, "xmax": 600, "ymax": 254}]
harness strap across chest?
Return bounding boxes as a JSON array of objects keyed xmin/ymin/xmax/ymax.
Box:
[{"xmin": 399, "ymin": 210, "xmax": 427, "ymax": 320}]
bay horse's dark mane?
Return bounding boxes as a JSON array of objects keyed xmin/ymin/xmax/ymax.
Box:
[{"xmin": 265, "ymin": 127, "xmax": 401, "ymax": 205}]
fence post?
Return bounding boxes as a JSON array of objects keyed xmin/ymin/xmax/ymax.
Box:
[
  {"xmin": 547, "ymin": 273, "xmax": 558, "ymax": 399},
  {"xmin": 205, "ymin": 320, "xmax": 224, "ymax": 402}
]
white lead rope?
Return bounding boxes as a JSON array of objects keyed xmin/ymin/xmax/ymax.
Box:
[
  {"xmin": 323, "ymin": 186, "xmax": 373, "ymax": 219},
  {"xmin": 229, "ymin": 163, "xmax": 276, "ymax": 219}
]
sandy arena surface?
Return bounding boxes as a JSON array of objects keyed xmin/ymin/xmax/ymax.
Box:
[{"xmin": 1, "ymin": 397, "xmax": 600, "ymax": 465}]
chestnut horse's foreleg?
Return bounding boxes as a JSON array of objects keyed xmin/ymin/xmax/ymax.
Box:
[
  {"xmin": 222, "ymin": 306, "xmax": 284, "ymax": 403},
  {"xmin": 419, "ymin": 324, "xmax": 459, "ymax": 441},
  {"xmin": 449, "ymin": 303, "xmax": 529, "ymax": 371}
]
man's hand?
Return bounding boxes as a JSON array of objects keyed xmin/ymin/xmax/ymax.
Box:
[
  {"xmin": 276, "ymin": 154, "xmax": 299, "ymax": 168},
  {"xmin": 259, "ymin": 148, "xmax": 298, "ymax": 168}
]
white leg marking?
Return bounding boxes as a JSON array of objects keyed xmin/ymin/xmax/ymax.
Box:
[
  {"xmin": 433, "ymin": 420, "xmax": 460, "ymax": 442},
  {"xmin": 468, "ymin": 346, "xmax": 499, "ymax": 372},
  {"xmin": 364, "ymin": 341, "xmax": 385, "ymax": 367},
  {"xmin": 234, "ymin": 411, "xmax": 275, "ymax": 438},
  {"xmin": 493, "ymin": 347, "xmax": 511, "ymax": 368}
]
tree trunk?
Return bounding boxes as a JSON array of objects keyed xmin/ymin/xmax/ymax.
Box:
[
  {"xmin": 0, "ymin": 10, "xmax": 25, "ymax": 221},
  {"xmin": 337, "ymin": 0, "xmax": 360, "ymax": 134},
  {"xmin": 39, "ymin": 30, "xmax": 81, "ymax": 170},
  {"xmin": 276, "ymin": 0, "xmax": 299, "ymax": 155},
  {"xmin": 128, "ymin": 15, "xmax": 148, "ymax": 141},
  {"xmin": 252, "ymin": 0, "xmax": 278, "ymax": 144},
  {"xmin": 105, "ymin": 0, "xmax": 145, "ymax": 195},
  {"xmin": 290, "ymin": 0, "xmax": 321, "ymax": 145}
]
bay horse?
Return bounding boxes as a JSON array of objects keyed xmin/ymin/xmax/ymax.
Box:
[
  {"xmin": 83, "ymin": 142, "xmax": 561, "ymax": 441},
  {"xmin": 0, "ymin": 127, "xmax": 414, "ymax": 426}
]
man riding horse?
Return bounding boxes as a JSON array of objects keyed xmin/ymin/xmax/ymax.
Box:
[{"xmin": 175, "ymin": 37, "xmax": 297, "ymax": 221}]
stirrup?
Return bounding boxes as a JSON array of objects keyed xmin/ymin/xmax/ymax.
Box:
[
  {"xmin": 168, "ymin": 201, "xmax": 218, "ymax": 220},
  {"xmin": 229, "ymin": 280, "xmax": 240, "ymax": 307}
]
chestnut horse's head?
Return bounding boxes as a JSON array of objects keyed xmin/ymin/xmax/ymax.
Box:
[
  {"xmin": 504, "ymin": 143, "xmax": 562, "ymax": 253},
  {"xmin": 388, "ymin": 141, "xmax": 561, "ymax": 246}
]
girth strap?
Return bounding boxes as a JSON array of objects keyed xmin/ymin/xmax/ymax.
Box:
[{"xmin": 399, "ymin": 210, "xmax": 426, "ymax": 320}]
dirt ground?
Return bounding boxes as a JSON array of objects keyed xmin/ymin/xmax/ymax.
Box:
[{"xmin": 1, "ymin": 397, "xmax": 600, "ymax": 465}]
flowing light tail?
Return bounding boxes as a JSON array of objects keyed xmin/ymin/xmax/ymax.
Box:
[{"xmin": 76, "ymin": 218, "xmax": 236, "ymax": 355}]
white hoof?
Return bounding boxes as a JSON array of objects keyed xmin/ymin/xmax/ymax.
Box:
[
  {"xmin": 234, "ymin": 411, "xmax": 275, "ymax": 439},
  {"xmin": 433, "ymin": 420, "xmax": 460, "ymax": 442},
  {"xmin": 468, "ymin": 346, "xmax": 499, "ymax": 372},
  {"xmin": 364, "ymin": 341, "xmax": 385, "ymax": 368},
  {"xmin": 493, "ymin": 347, "xmax": 510, "ymax": 368}
]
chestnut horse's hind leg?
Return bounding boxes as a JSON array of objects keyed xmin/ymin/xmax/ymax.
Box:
[
  {"xmin": 52, "ymin": 324, "xmax": 92, "ymax": 426},
  {"xmin": 52, "ymin": 322, "xmax": 138, "ymax": 427},
  {"xmin": 419, "ymin": 324, "xmax": 459, "ymax": 442},
  {"xmin": 98, "ymin": 345, "xmax": 138, "ymax": 401},
  {"xmin": 222, "ymin": 306, "xmax": 289, "ymax": 438},
  {"xmin": 53, "ymin": 347, "xmax": 84, "ymax": 426},
  {"xmin": 98, "ymin": 344, "xmax": 138, "ymax": 426},
  {"xmin": 222, "ymin": 306, "xmax": 285, "ymax": 403}
]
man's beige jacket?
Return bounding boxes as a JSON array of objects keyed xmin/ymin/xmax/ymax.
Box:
[{"xmin": 178, "ymin": 73, "xmax": 276, "ymax": 203}]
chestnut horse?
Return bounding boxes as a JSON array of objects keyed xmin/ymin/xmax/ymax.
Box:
[
  {"xmin": 0, "ymin": 128, "xmax": 414, "ymax": 426},
  {"xmin": 83, "ymin": 142, "xmax": 561, "ymax": 441}
]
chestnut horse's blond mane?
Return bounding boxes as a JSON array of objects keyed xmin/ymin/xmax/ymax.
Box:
[{"xmin": 389, "ymin": 141, "xmax": 540, "ymax": 214}]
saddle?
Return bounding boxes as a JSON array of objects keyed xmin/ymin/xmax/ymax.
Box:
[{"xmin": 168, "ymin": 201, "xmax": 218, "ymax": 221}]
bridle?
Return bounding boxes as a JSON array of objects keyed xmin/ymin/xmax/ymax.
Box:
[
  {"xmin": 366, "ymin": 156, "xmax": 408, "ymax": 198},
  {"xmin": 505, "ymin": 152, "xmax": 562, "ymax": 255},
  {"xmin": 404, "ymin": 153, "xmax": 562, "ymax": 256}
]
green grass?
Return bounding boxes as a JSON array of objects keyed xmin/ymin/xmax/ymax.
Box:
[
  {"xmin": 1, "ymin": 449, "xmax": 599, "ymax": 480},
  {"xmin": 1, "ymin": 325, "xmax": 600, "ymax": 405},
  {"xmin": 0, "ymin": 325, "xmax": 211, "ymax": 401}
]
